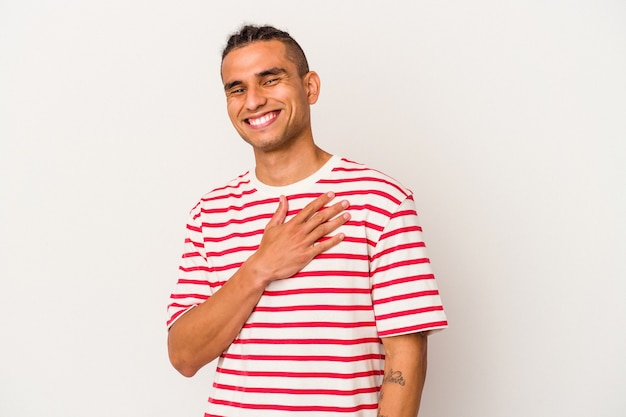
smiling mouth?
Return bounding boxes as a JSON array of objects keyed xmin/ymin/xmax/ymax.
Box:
[{"xmin": 246, "ymin": 111, "xmax": 280, "ymax": 128}]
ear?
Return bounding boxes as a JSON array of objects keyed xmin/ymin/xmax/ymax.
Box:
[{"xmin": 303, "ymin": 71, "xmax": 321, "ymax": 104}]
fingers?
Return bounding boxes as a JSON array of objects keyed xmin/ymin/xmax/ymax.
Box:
[
  {"xmin": 267, "ymin": 191, "xmax": 350, "ymax": 245},
  {"xmin": 292, "ymin": 192, "xmax": 349, "ymax": 227},
  {"xmin": 306, "ymin": 209, "xmax": 351, "ymax": 246},
  {"xmin": 302, "ymin": 198, "xmax": 350, "ymax": 236},
  {"xmin": 293, "ymin": 191, "xmax": 337, "ymax": 224},
  {"xmin": 310, "ymin": 230, "xmax": 346, "ymax": 254}
]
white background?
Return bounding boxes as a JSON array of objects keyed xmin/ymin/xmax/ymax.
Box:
[{"xmin": 1, "ymin": 1, "xmax": 625, "ymax": 416}]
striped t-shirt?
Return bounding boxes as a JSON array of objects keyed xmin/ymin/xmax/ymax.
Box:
[{"xmin": 167, "ymin": 155, "xmax": 448, "ymax": 416}]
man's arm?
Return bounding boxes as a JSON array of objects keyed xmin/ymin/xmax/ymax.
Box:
[
  {"xmin": 377, "ymin": 332, "xmax": 428, "ymax": 417},
  {"xmin": 167, "ymin": 192, "xmax": 350, "ymax": 377}
]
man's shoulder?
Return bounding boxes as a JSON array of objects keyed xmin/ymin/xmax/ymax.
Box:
[
  {"xmin": 204, "ymin": 170, "xmax": 253, "ymax": 198},
  {"xmin": 330, "ymin": 156, "xmax": 413, "ymax": 199},
  {"xmin": 189, "ymin": 170, "xmax": 254, "ymax": 214}
]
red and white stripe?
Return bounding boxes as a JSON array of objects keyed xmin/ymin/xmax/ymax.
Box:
[{"xmin": 168, "ymin": 156, "xmax": 447, "ymax": 416}]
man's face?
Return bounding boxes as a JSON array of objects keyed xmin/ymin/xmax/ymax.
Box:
[{"xmin": 221, "ymin": 40, "xmax": 318, "ymax": 154}]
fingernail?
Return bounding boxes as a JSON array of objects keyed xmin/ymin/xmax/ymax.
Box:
[
  {"xmin": 341, "ymin": 200, "xmax": 349, "ymax": 208},
  {"xmin": 326, "ymin": 191, "xmax": 335, "ymax": 198}
]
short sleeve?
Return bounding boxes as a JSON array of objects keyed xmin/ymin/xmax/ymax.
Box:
[
  {"xmin": 371, "ymin": 196, "xmax": 448, "ymax": 337},
  {"xmin": 166, "ymin": 212, "xmax": 215, "ymax": 328}
]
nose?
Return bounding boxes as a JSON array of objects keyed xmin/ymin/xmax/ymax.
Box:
[{"xmin": 245, "ymin": 85, "xmax": 267, "ymax": 111}]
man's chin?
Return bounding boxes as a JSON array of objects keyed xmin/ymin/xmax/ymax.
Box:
[{"xmin": 248, "ymin": 138, "xmax": 294, "ymax": 154}]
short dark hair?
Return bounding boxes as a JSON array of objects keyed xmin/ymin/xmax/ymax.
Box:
[{"xmin": 222, "ymin": 25, "xmax": 310, "ymax": 76}]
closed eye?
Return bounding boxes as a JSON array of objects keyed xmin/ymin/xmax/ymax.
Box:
[
  {"xmin": 226, "ymin": 87, "xmax": 246, "ymax": 97},
  {"xmin": 264, "ymin": 77, "xmax": 280, "ymax": 86}
]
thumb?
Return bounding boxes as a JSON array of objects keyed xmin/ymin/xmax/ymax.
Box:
[{"xmin": 266, "ymin": 195, "xmax": 288, "ymax": 228}]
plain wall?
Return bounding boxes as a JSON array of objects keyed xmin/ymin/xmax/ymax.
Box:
[{"xmin": 1, "ymin": 1, "xmax": 624, "ymax": 416}]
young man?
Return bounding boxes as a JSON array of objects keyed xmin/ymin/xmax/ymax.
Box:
[{"xmin": 167, "ymin": 25, "xmax": 447, "ymax": 417}]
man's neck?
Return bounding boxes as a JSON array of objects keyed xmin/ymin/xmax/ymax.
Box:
[{"xmin": 254, "ymin": 146, "xmax": 332, "ymax": 187}]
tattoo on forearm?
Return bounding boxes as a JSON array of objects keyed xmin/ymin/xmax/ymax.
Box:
[
  {"xmin": 383, "ymin": 368, "xmax": 406, "ymax": 386},
  {"xmin": 377, "ymin": 369, "xmax": 406, "ymax": 416}
]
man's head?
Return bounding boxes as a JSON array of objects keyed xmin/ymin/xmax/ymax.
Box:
[
  {"xmin": 220, "ymin": 25, "xmax": 320, "ymax": 156},
  {"xmin": 222, "ymin": 25, "xmax": 309, "ymax": 77}
]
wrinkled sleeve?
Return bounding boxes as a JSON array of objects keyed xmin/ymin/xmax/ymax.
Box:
[
  {"xmin": 371, "ymin": 196, "xmax": 448, "ymax": 337},
  {"xmin": 166, "ymin": 211, "xmax": 215, "ymax": 328}
]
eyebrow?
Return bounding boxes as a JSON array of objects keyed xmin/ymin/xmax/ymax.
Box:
[
  {"xmin": 257, "ymin": 67, "xmax": 287, "ymax": 78},
  {"xmin": 223, "ymin": 67, "xmax": 288, "ymax": 91},
  {"xmin": 223, "ymin": 80, "xmax": 243, "ymax": 92}
]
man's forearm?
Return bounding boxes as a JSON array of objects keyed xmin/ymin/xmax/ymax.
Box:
[
  {"xmin": 167, "ymin": 260, "xmax": 269, "ymax": 377},
  {"xmin": 378, "ymin": 332, "xmax": 428, "ymax": 417}
]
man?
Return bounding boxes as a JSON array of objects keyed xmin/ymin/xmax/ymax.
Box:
[{"xmin": 167, "ymin": 24, "xmax": 447, "ymax": 417}]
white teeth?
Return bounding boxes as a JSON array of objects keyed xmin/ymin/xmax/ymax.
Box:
[{"xmin": 248, "ymin": 112, "xmax": 276, "ymax": 126}]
